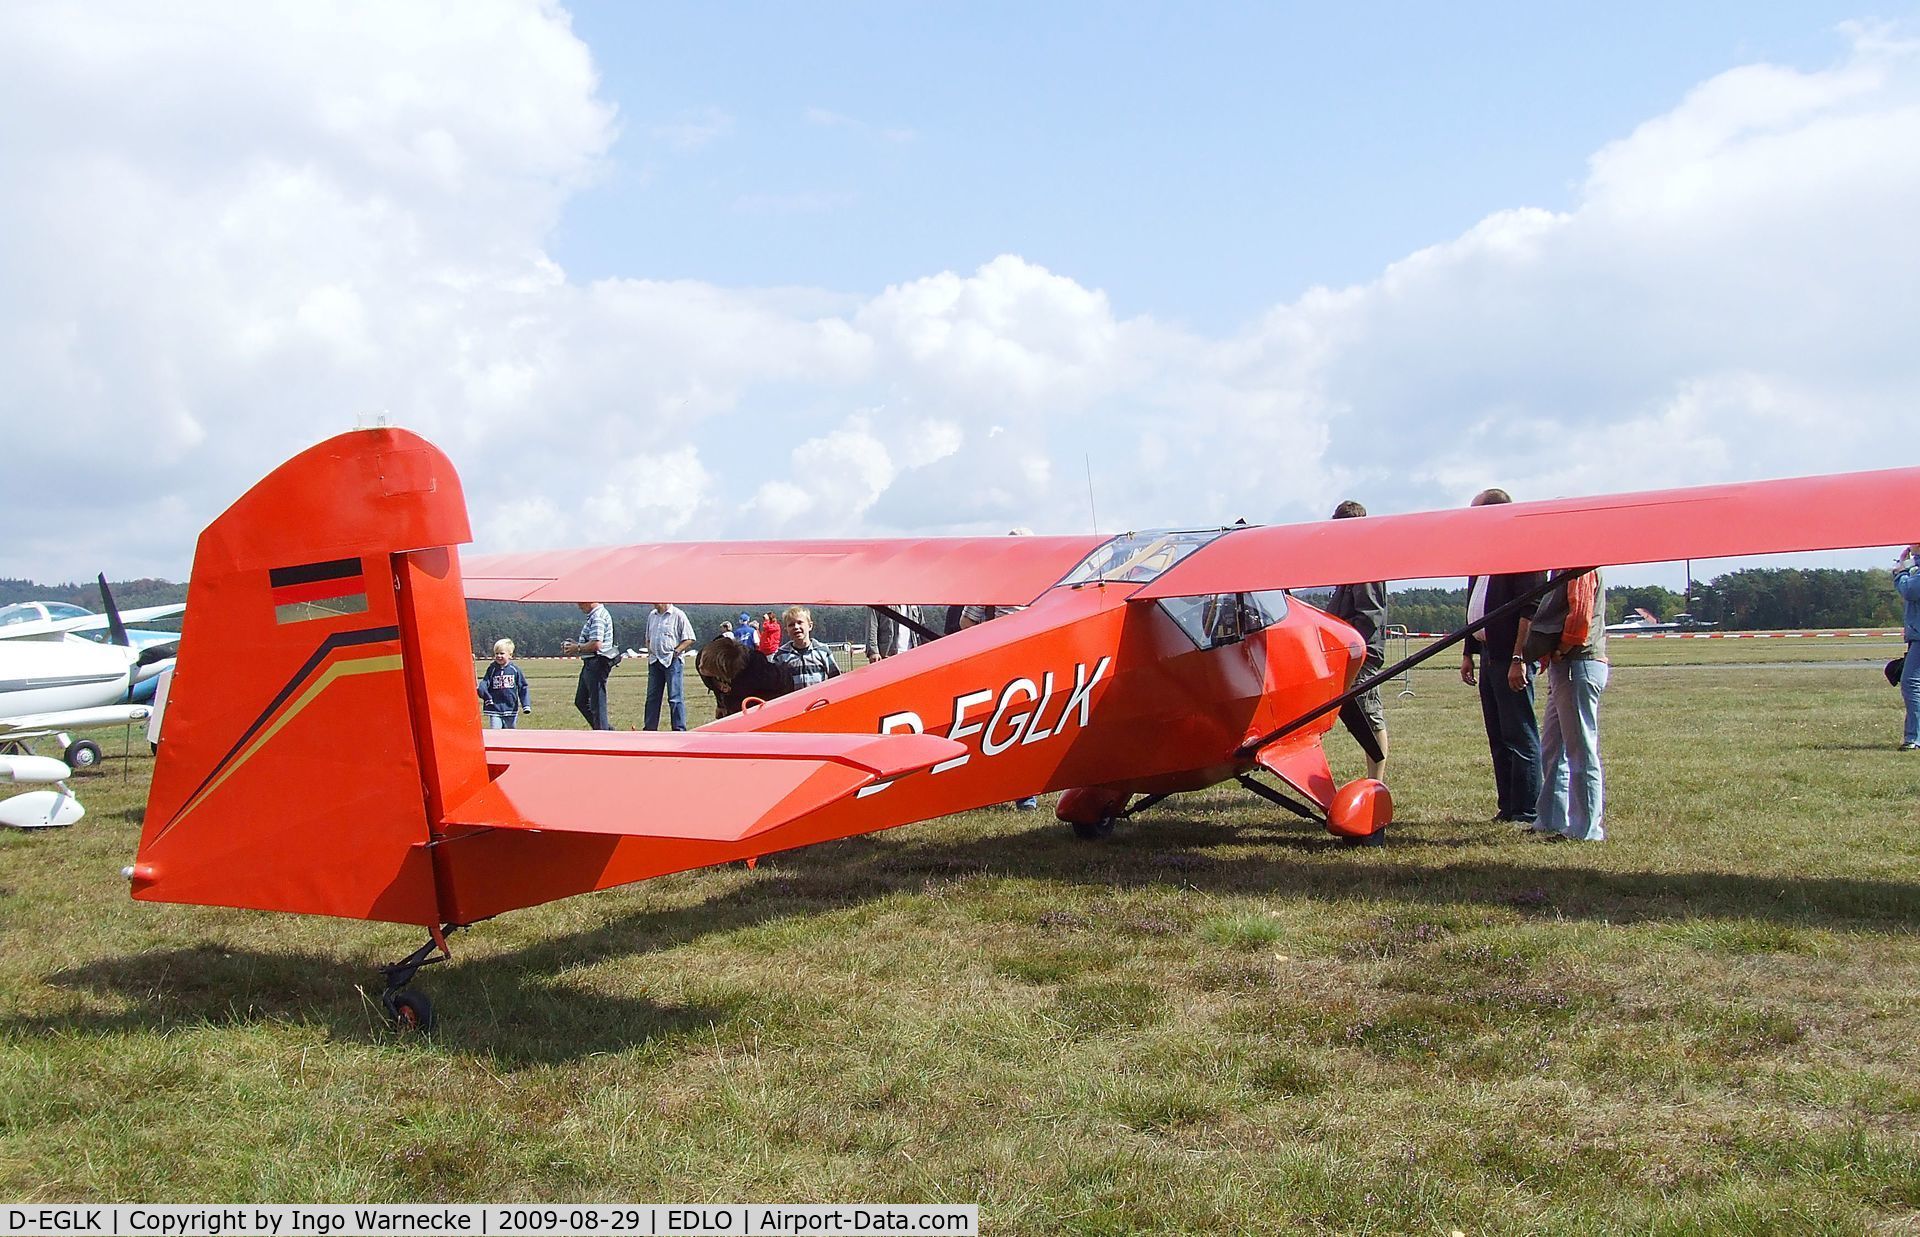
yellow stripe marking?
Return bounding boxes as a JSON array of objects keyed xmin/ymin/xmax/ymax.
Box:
[{"xmin": 167, "ymin": 653, "xmax": 403, "ymax": 832}]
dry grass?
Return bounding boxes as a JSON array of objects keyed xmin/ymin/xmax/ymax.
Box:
[{"xmin": 2, "ymin": 639, "xmax": 1918, "ymax": 1233}]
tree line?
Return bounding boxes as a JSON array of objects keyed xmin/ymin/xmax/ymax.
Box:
[
  {"xmin": 4, "ymin": 566, "xmax": 1905, "ymax": 655},
  {"xmin": 1381, "ymin": 568, "xmax": 1908, "ymax": 636}
]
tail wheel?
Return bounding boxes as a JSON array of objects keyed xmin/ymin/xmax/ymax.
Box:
[
  {"xmin": 386, "ymin": 990, "xmax": 435, "ymax": 1033},
  {"xmin": 64, "ymin": 740, "xmax": 103, "ymax": 771},
  {"xmin": 1070, "ymin": 817, "xmax": 1116, "ymax": 841}
]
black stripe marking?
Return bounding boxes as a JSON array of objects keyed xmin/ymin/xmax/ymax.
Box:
[
  {"xmin": 170, "ymin": 625, "xmax": 400, "ymax": 822},
  {"xmin": 269, "ymin": 557, "xmax": 364, "ymax": 588}
]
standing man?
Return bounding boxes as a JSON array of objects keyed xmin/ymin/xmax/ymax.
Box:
[
  {"xmin": 644, "ymin": 601, "xmax": 697, "ymax": 731},
  {"xmin": 757, "ymin": 611, "xmax": 782, "ymax": 657},
  {"xmin": 1460, "ymin": 489, "xmax": 1547, "ymax": 828},
  {"xmin": 1325, "ymin": 501, "xmax": 1388, "ymax": 782},
  {"xmin": 774, "ymin": 606, "xmax": 842, "ymax": 689},
  {"xmin": 1895, "ymin": 544, "xmax": 1920, "ymax": 751},
  {"xmin": 865, "ymin": 604, "xmax": 922, "ymax": 663},
  {"xmin": 562, "ymin": 600, "xmax": 616, "ymax": 730},
  {"xmin": 1515, "ymin": 568, "xmax": 1609, "ymax": 842}
]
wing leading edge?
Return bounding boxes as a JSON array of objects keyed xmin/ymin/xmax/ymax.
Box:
[
  {"xmin": 1135, "ymin": 466, "xmax": 1920, "ymax": 598},
  {"xmin": 465, "ymin": 536, "xmax": 1110, "ymax": 607}
]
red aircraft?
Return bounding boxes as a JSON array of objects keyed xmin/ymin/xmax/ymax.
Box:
[{"xmin": 128, "ymin": 428, "xmax": 1916, "ymax": 1028}]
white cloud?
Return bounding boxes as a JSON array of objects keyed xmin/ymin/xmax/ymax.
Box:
[
  {"xmin": 803, "ymin": 105, "xmax": 915, "ymax": 143},
  {"xmin": 650, "ymin": 107, "xmax": 732, "ymax": 151},
  {"xmin": 582, "ymin": 448, "xmax": 711, "ymax": 539},
  {"xmin": 1, "ymin": 7, "xmax": 1917, "ymax": 586},
  {"xmin": 731, "ymin": 190, "xmax": 858, "ymax": 215}
]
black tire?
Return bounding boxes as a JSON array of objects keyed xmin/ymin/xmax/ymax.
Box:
[
  {"xmin": 387, "ymin": 990, "xmax": 435, "ymax": 1033},
  {"xmin": 64, "ymin": 740, "xmax": 103, "ymax": 771},
  {"xmin": 1071, "ymin": 817, "xmax": 1116, "ymax": 841}
]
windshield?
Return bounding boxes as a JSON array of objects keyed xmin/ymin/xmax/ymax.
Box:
[
  {"xmin": 1159, "ymin": 589, "xmax": 1292, "ymax": 649},
  {"xmin": 1059, "ymin": 529, "xmax": 1230, "ymax": 587},
  {"xmin": 0, "ymin": 602, "xmax": 93, "ymax": 627}
]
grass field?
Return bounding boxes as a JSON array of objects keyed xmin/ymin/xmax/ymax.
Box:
[{"xmin": 3, "ymin": 636, "xmax": 1918, "ymax": 1232}]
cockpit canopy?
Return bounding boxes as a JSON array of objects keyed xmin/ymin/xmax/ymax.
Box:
[
  {"xmin": 1054, "ymin": 527, "xmax": 1290, "ymax": 651},
  {"xmin": 0, "ymin": 601, "xmax": 91, "ymax": 626},
  {"xmin": 1057, "ymin": 529, "xmax": 1231, "ymax": 588}
]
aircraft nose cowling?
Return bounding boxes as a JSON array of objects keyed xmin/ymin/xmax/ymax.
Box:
[{"xmin": 1326, "ymin": 778, "xmax": 1393, "ymax": 838}]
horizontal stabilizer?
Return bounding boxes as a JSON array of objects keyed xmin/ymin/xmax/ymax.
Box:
[
  {"xmin": 464, "ymin": 536, "xmax": 1108, "ymax": 607},
  {"xmin": 445, "ymin": 728, "xmax": 967, "ymax": 843}
]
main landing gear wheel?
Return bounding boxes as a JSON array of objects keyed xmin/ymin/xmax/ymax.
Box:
[
  {"xmin": 64, "ymin": 740, "xmax": 103, "ymax": 771},
  {"xmin": 1070, "ymin": 817, "xmax": 1116, "ymax": 841}
]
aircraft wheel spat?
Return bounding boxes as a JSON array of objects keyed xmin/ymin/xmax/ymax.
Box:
[{"xmin": 1326, "ymin": 778, "xmax": 1392, "ymax": 839}]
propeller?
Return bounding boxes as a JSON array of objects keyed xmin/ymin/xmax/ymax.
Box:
[
  {"xmin": 96, "ymin": 573, "xmax": 131, "ymax": 648},
  {"xmin": 137, "ymin": 642, "xmax": 179, "ymax": 667}
]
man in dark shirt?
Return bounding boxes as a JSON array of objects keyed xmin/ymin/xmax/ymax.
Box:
[
  {"xmin": 1459, "ymin": 488, "xmax": 1547, "ymax": 827},
  {"xmin": 1326, "ymin": 501, "xmax": 1389, "ymax": 781}
]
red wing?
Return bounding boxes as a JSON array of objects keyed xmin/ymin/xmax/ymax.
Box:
[
  {"xmin": 1136, "ymin": 466, "xmax": 1920, "ymax": 597},
  {"xmin": 465, "ymin": 536, "xmax": 1109, "ymax": 606},
  {"xmin": 446, "ymin": 729, "xmax": 965, "ymax": 842}
]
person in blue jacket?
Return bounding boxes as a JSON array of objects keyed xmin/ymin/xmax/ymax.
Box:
[
  {"xmin": 477, "ymin": 637, "xmax": 532, "ymax": 729},
  {"xmin": 1896, "ymin": 545, "xmax": 1920, "ymax": 751}
]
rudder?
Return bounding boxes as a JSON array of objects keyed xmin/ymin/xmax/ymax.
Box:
[{"xmin": 132, "ymin": 428, "xmax": 481, "ymax": 925}]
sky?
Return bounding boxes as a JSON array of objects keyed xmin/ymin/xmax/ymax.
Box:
[{"xmin": 3, "ymin": 1, "xmax": 1918, "ymax": 590}]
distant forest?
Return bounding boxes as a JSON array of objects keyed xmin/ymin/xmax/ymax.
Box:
[{"xmin": 4, "ymin": 566, "xmax": 1908, "ymax": 655}]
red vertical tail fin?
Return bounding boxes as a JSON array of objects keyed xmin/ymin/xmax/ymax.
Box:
[{"xmin": 132, "ymin": 428, "xmax": 481, "ymax": 925}]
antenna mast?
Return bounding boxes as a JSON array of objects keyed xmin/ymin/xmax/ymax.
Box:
[{"xmin": 1084, "ymin": 454, "xmax": 1100, "ymax": 536}]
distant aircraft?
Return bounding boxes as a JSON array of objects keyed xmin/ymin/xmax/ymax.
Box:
[
  {"xmin": 0, "ymin": 751, "xmax": 85, "ymax": 829},
  {"xmin": 1604, "ymin": 607, "xmax": 1718, "ymax": 634},
  {"xmin": 0, "ymin": 578, "xmax": 180, "ymax": 770},
  {"xmin": 126, "ymin": 428, "xmax": 1915, "ymax": 1030},
  {"xmin": 0, "ymin": 596, "xmax": 183, "ymax": 702}
]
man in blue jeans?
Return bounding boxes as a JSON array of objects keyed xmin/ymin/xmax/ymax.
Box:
[
  {"xmin": 1896, "ymin": 545, "xmax": 1920, "ymax": 751},
  {"xmin": 1460, "ymin": 489, "xmax": 1548, "ymax": 828},
  {"xmin": 644, "ymin": 602, "xmax": 696, "ymax": 731}
]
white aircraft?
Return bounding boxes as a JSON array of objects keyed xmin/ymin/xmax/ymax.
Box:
[
  {"xmin": 0, "ymin": 751, "xmax": 83, "ymax": 829},
  {"xmin": 1604, "ymin": 607, "xmax": 1718, "ymax": 634},
  {"xmin": 0, "ymin": 577, "xmax": 182, "ymax": 770}
]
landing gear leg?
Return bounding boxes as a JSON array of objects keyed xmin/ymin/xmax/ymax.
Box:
[{"xmin": 379, "ymin": 924, "xmax": 458, "ymax": 1033}]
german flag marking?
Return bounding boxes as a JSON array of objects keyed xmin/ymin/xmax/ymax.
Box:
[{"xmin": 270, "ymin": 557, "xmax": 368, "ymax": 624}]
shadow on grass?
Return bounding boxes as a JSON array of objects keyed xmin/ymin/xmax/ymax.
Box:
[
  {"xmin": 463, "ymin": 808, "xmax": 1920, "ymax": 1000},
  {"xmin": 17, "ymin": 802, "xmax": 1916, "ymax": 1056},
  {"xmin": 6, "ymin": 944, "xmax": 733, "ymax": 1068},
  {"xmin": 536, "ymin": 806, "xmax": 1920, "ymax": 953}
]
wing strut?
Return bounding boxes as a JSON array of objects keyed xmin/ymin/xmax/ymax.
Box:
[
  {"xmin": 1239, "ymin": 569, "xmax": 1588, "ymax": 757},
  {"xmin": 871, "ymin": 605, "xmax": 940, "ymax": 644}
]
